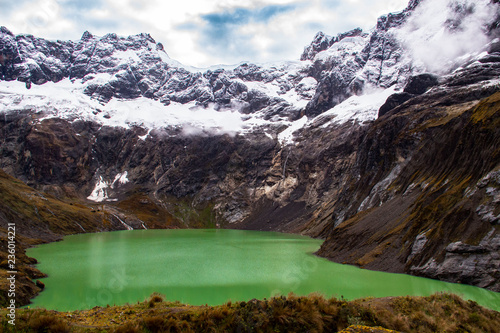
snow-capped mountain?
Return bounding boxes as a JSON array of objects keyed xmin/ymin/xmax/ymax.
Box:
[
  {"xmin": 1, "ymin": 0, "xmax": 497, "ymax": 140},
  {"xmin": 0, "ymin": 27, "xmax": 313, "ymax": 136},
  {"xmin": 1, "ymin": 0, "xmax": 500, "ymax": 300}
]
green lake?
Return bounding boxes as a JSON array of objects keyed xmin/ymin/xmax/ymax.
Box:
[{"xmin": 26, "ymin": 229, "xmax": 500, "ymax": 312}]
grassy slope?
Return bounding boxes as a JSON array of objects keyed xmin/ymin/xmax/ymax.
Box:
[
  {"xmin": 0, "ymin": 169, "xmax": 217, "ymax": 307},
  {"xmin": 1, "ymin": 293, "xmax": 499, "ymax": 332},
  {"xmin": 0, "ymin": 168, "xmax": 108, "ymax": 307}
]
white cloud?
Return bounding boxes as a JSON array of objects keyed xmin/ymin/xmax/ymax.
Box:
[
  {"xmin": 394, "ymin": 0, "xmax": 498, "ymax": 73},
  {"xmin": 1, "ymin": 0, "xmax": 410, "ymax": 67},
  {"xmin": 4, "ymin": 0, "xmax": 75, "ymax": 39}
]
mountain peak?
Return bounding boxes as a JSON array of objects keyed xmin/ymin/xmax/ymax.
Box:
[
  {"xmin": 81, "ymin": 31, "xmax": 93, "ymax": 41},
  {"xmin": 300, "ymin": 28, "xmax": 365, "ymax": 61},
  {"xmin": 0, "ymin": 26, "xmax": 14, "ymax": 37},
  {"xmin": 136, "ymin": 32, "xmax": 156, "ymax": 44}
]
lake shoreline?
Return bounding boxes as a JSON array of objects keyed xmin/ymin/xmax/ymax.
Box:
[{"xmin": 25, "ymin": 229, "xmax": 500, "ymax": 313}]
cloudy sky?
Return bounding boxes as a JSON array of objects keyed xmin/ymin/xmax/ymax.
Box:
[{"xmin": 1, "ymin": 0, "xmax": 410, "ymax": 67}]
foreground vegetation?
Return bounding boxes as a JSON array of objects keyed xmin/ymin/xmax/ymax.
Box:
[{"xmin": 1, "ymin": 293, "xmax": 499, "ymax": 332}]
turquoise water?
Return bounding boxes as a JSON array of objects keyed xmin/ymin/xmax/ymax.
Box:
[{"xmin": 26, "ymin": 229, "xmax": 500, "ymax": 311}]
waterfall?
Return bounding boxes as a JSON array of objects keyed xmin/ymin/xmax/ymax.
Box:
[{"xmin": 112, "ymin": 214, "xmax": 133, "ymax": 230}]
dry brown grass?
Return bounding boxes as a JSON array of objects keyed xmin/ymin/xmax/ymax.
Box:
[
  {"xmin": 27, "ymin": 312, "xmax": 71, "ymax": 333},
  {"xmin": 2, "ymin": 292, "xmax": 498, "ymax": 333}
]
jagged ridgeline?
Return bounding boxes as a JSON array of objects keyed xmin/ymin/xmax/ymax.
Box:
[{"xmin": 1, "ymin": 0, "xmax": 500, "ymax": 308}]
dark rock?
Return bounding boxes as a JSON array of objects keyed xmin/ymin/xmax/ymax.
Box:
[
  {"xmin": 444, "ymin": 62, "xmax": 500, "ymax": 87},
  {"xmin": 301, "ymin": 28, "xmax": 365, "ymax": 61},
  {"xmin": 245, "ymin": 90, "xmax": 271, "ymax": 113},
  {"xmin": 478, "ymin": 53, "xmax": 500, "ymax": 63},
  {"xmin": 35, "ymin": 280, "xmax": 45, "ymax": 289},
  {"xmin": 234, "ymin": 63, "xmax": 264, "ymax": 82},
  {"xmin": 0, "ymin": 26, "xmax": 14, "ymax": 36},
  {"xmin": 81, "ymin": 31, "xmax": 93, "ymax": 41},
  {"xmin": 305, "ymin": 70, "xmax": 354, "ymax": 117},
  {"xmin": 300, "ymin": 31, "xmax": 334, "ymax": 61},
  {"xmin": 378, "ymin": 92, "xmax": 414, "ymax": 117},
  {"xmin": 0, "ymin": 28, "xmax": 23, "ymax": 80},
  {"xmin": 403, "ymin": 74, "xmax": 440, "ymax": 95}
]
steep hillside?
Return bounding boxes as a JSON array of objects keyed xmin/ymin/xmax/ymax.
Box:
[
  {"xmin": 0, "ymin": 168, "xmax": 218, "ymax": 306},
  {"xmin": 317, "ymin": 89, "xmax": 500, "ymax": 291}
]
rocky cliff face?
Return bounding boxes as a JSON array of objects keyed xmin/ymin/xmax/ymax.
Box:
[
  {"xmin": 1, "ymin": 0, "xmax": 500, "ymax": 298},
  {"xmin": 317, "ymin": 83, "xmax": 500, "ymax": 291}
]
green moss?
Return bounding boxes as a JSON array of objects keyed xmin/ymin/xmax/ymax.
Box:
[
  {"xmin": 154, "ymin": 195, "xmax": 221, "ymax": 229},
  {"xmin": 471, "ymin": 91, "xmax": 500, "ymax": 129},
  {"xmin": 115, "ymin": 192, "xmax": 181, "ymax": 229}
]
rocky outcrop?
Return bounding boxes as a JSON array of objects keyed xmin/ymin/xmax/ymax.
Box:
[
  {"xmin": 378, "ymin": 73, "xmax": 440, "ymax": 117},
  {"xmin": 317, "ymin": 86, "xmax": 500, "ymax": 292},
  {"xmin": 302, "ymin": 1, "xmax": 424, "ymax": 117},
  {"xmin": 300, "ymin": 28, "xmax": 365, "ymax": 61},
  {"xmin": 403, "ymin": 73, "xmax": 440, "ymax": 95},
  {"xmin": 411, "ymin": 232, "xmax": 500, "ymax": 289},
  {"xmin": 377, "ymin": 92, "xmax": 414, "ymax": 117}
]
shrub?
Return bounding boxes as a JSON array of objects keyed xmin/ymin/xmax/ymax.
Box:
[
  {"xmin": 147, "ymin": 293, "xmax": 165, "ymax": 308},
  {"xmin": 28, "ymin": 314, "xmax": 70, "ymax": 333},
  {"xmin": 113, "ymin": 322, "xmax": 143, "ymax": 333}
]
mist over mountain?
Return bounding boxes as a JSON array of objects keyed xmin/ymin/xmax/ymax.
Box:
[{"xmin": 1, "ymin": 0, "xmax": 500, "ymax": 305}]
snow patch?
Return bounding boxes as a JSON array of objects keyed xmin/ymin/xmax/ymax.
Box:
[
  {"xmin": 0, "ymin": 78, "xmax": 313, "ymax": 138},
  {"xmin": 297, "ymin": 77, "xmax": 317, "ymax": 90},
  {"xmin": 1, "ymin": 75, "xmax": 398, "ymax": 142},
  {"xmin": 83, "ymin": 73, "xmax": 114, "ymax": 85},
  {"xmin": 138, "ymin": 129, "xmax": 151, "ymax": 141},
  {"xmin": 113, "ymin": 50, "xmax": 142, "ymax": 64},
  {"xmin": 243, "ymin": 80, "xmax": 283, "ymax": 100},
  {"xmin": 315, "ymin": 36, "xmax": 367, "ymax": 63},
  {"xmin": 87, "ymin": 172, "xmax": 129, "ymax": 202},
  {"xmin": 87, "ymin": 176, "xmax": 109, "ymax": 202},
  {"xmin": 264, "ymin": 132, "xmax": 274, "ymax": 140},
  {"xmin": 278, "ymin": 116, "xmax": 308, "ymax": 146},
  {"xmin": 112, "ymin": 171, "xmax": 129, "ymax": 188},
  {"xmin": 0, "ymin": 79, "xmax": 245, "ymax": 135},
  {"xmin": 316, "ymin": 86, "xmax": 397, "ymax": 127}
]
